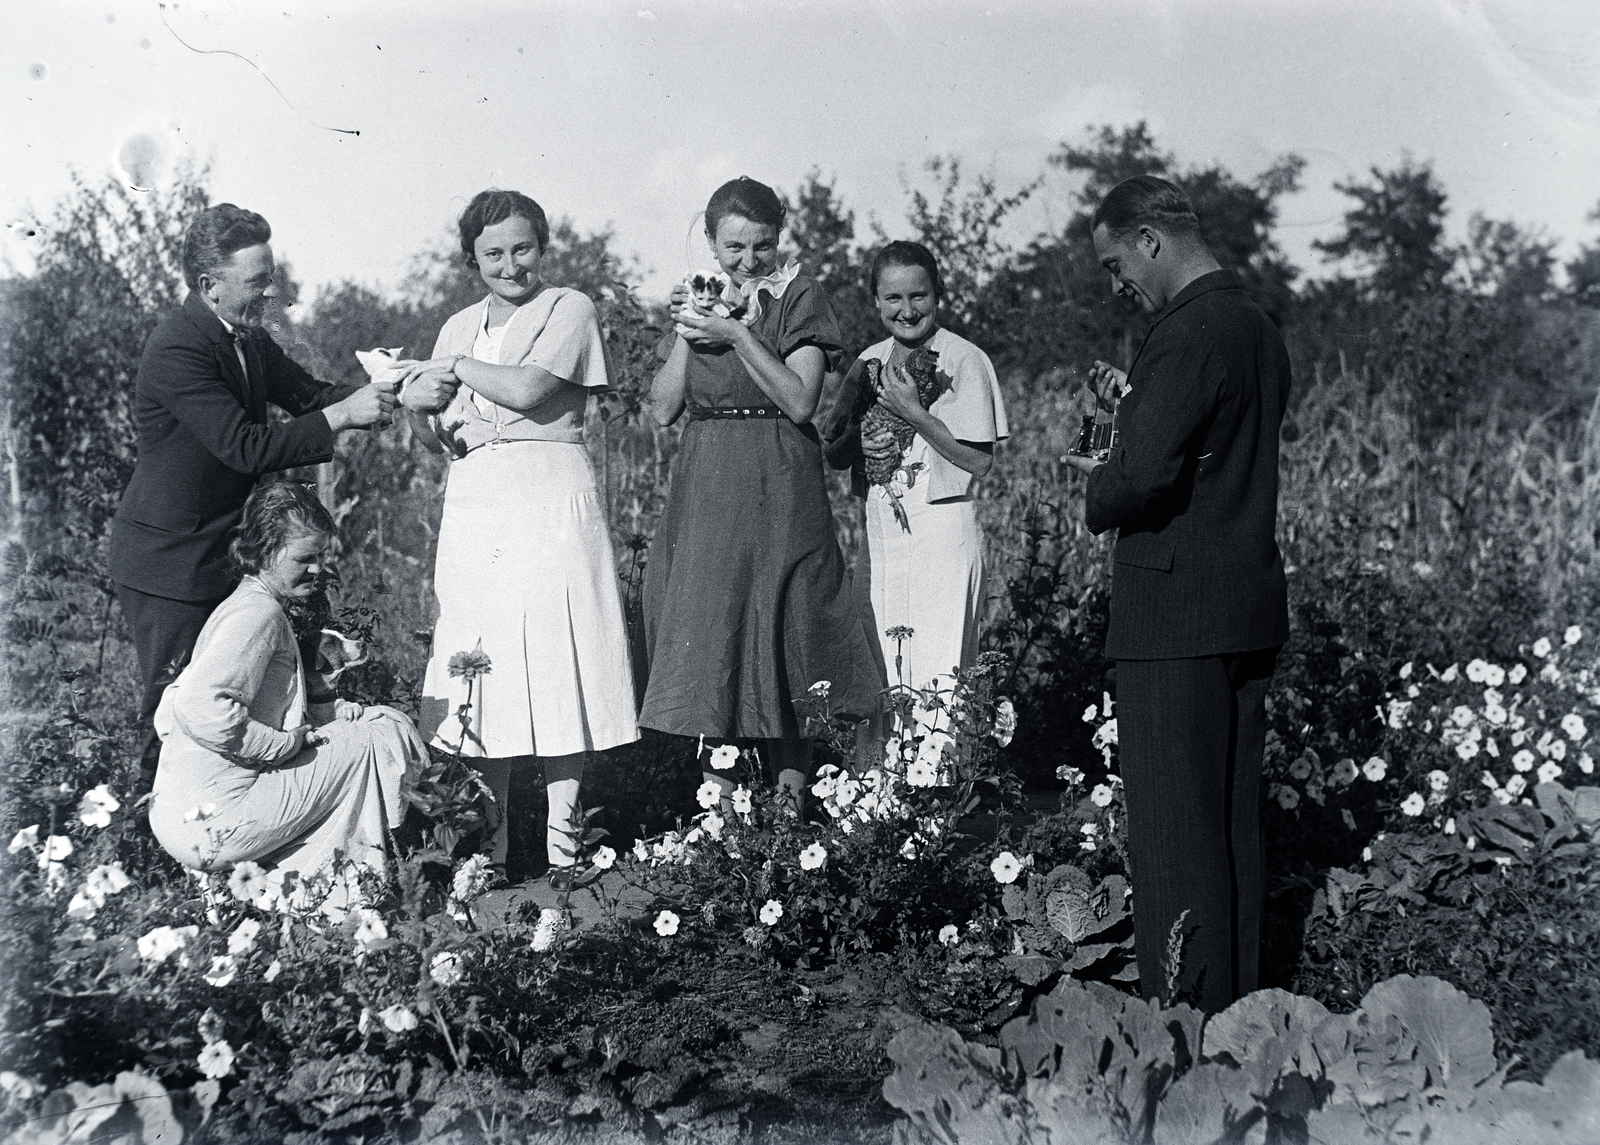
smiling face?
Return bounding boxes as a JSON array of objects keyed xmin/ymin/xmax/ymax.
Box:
[
  {"xmin": 202, "ymin": 243, "xmax": 277, "ymax": 327},
  {"xmin": 473, "ymin": 215, "xmax": 545, "ymax": 307},
  {"xmin": 707, "ymin": 215, "xmax": 779, "ymax": 286},
  {"xmin": 1092, "ymin": 223, "xmax": 1166, "ymax": 314},
  {"xmin": 874, "ymin": 262, "xmax": 939, "ymax": 346},
  {"xmin": 256, "ymin": 528, "xmax": 330, "ymax": 602}
]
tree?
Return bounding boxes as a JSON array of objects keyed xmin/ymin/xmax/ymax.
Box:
[
  {"xmin": 1313, "ymin": 158, "xmax": 1453, "ymax": 296},
  {"xmin": 1459, "ymin": 215, "xmax": 1556, "ymax": 303},
  {"xmin": 1564, "ymin": 201, "xmax": 1600, "ymax": 307},
  {"xmin": 782, "ymin": 170, "xmax": 878, "ymax": 356}
]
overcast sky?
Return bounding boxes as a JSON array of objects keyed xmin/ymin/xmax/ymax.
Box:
[{"xmin": 6, "ymin": 0, "xmax": 1597, "ymax": 308}]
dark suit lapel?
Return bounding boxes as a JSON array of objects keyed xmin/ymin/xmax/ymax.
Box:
[{"xmin": 240, "ymin": 337, "xmax": 264, "ymax": 418}]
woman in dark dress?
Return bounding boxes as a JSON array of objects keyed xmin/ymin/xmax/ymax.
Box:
[{"xmin": 642, "ymin": 177, "xmax": 883, "ymax": 805}]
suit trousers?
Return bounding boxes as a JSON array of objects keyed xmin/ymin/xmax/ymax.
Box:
[
  {"xmin": 115, "ymin": 583, "xmax": 226, "ymax": 786},
  {"xmin": 1116, "ymin": 647, "xmax": 1278, "ymax": 1013}
]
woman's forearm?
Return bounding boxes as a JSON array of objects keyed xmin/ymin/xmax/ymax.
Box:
[
  {"xmin": 730, "ymin": 328, "xmax": 822, "ymax": 423},
  {"xmin": 454, "ymin": 357, "xmax": 570, "ymax": 412},
  {"xmin": 649, "ymin": 337, "xmax": 690, "ymax": 425},
  {"xmin": 905, "ymin": 408, "xmax": 994, "ymax": 477}
]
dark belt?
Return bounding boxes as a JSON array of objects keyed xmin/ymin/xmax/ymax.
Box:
[{"xmin": 687, "ymin": 404, "xmax": 787, "ymax": 421}]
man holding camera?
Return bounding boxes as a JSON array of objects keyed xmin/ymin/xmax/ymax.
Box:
[{"xmin": 1064, "ymin": 176, "xmax": 1291, "ymax": 1013}]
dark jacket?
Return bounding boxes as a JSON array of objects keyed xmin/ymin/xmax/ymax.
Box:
[
  {"xmin": 110, "ymin": 293, "xmax": 358, "ymax": 601},
  {"xmin": 1085, "ymin": 270, "xmax": 1290, "ymax": 660}
]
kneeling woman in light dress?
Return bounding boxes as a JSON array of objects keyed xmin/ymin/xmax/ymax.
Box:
[
  {"xmin": 396, "ymin": 189, "xmax": 639, "ymax": 887},
  {"xmin": 148, "ymin": 481, "xmax": 427, "ymax": 888}
]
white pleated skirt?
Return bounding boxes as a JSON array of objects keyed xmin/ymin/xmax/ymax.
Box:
[{"xmin": 419, "ymin": 441, "xmax": 639, "ymax": 759}]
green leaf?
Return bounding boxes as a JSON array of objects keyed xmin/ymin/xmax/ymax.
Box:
[{"xmin": 1357, "ymin": 974, "xmax": 1496, "ymax": 1091}]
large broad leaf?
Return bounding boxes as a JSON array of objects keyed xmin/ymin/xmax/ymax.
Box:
[
  {"xmin": 1358, "ymin": 975, "xmax": 1496, "ymax": 1091},
  {"xmin": 1571, "ymin": 786, "xmax": 1600, "ymax": 826},
  {"xmin": 1002, "ymin": 955, "xmax": 1062, "ymax": 986},
  {"xmin": 882, "ymin": 1015, "xmax": 1012, "ymax": 1145},
  {"xmin": 1202, "ymin": 987, "xmax": 1332, "ymax": 1081},
  {"xmin": 1000, "ymin": 977, "xmax": 1123, "ymax": 1082},
  {"xmin": 1151, "ymin": 1061, "xmax": 1264, "ymax": 1145},
  {"xmin": 1046, "ymin": 875, "xmax": 1129, "ymax": 942}
]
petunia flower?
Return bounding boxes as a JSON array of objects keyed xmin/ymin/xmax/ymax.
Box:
[
  {"xmin": 1276, "ymin": 786, "xmax": 1300, "ymax": 810},
  {"xmin": 1090, "ymin": 784, "xmax": 1114, "ymax": 807},
  {"xmin": 430, "ymin": 951, "xmax": 465, "ymax": 987},
  {"xmin": 1427, "ymin": 769, "xmax": 1451, "ymax": 792},
  {"xmin": 989, "ymin": 851, "xmax": 1022, "ymax": 884},
  {"xmin": 1564, "ymin": 626, "xmax": 1582, "ymax": 646},
  {"xmin": 1532, "ymin": 637, "xmax": 1553, "ymax": 659},
  {"xmin": 197, "ymin": 1040, "xmax": 235, "ymax": 1079},
  {"xmin": 227, "ymin": 919, "xmax": 261, "ymax": 955},
  {"xmin": 7, "ymin": 825, "xmax": 38, "ymax": 855},
  {"xmin": 696, "ymin": 779, "xmax": 723, "ymax": 810},
  {"xmin": 76, "ymin": 785, "xmax": 120, "ymax": 829},
  {"xmin": 1508, "ymin": 664, "xmax": 1528, "ymax": 685},
  {"xmin": 938, "ymin": 924, "xmax": 960, "ymax": 947},
  {"xmin": 1332, "ymin": 758, "xmax": 1359, "ymax": 785},
  {"xmin": 653, "ymin": 910, "xmax": 680, "ymax": 937},
  {"xmin": 379, "ymin": 1005, "xmax": 418, "ymax": 1032},
  {"xmin": 759, "ymin": 899, "xmax": 783, "ymax": 926},
  {"xmin": 1400, "ymin": 793, "xmax": 1426, "ymax": 816},
  {"xmin": 203, "ymin": 955, "xmax": 238, "ymax": 987},
  {"xmin": 992, "ymin": 698, "xmax": 1017, "ymax": 747},
  {"xmin": 798, "ymin": 843, "xmax": 827, "ymax": 871},
  {"xmin": 592, "ymin": 845, "xmax": 616, "ymax": 870},
  {"xmin": 1537, "ymin": 761, "xmax": 1562, "ymax": 785},
  {"xmin": 228, "ymin": 861, "xmax": 271, "ymax": 904},
  {"xmin": 731, "ymin": 786, "xmax": 753, "ymax": 816},
  {"xmin": 1361, "ymin": 757, "xmax": 1387, "ymax": 782},
  {"xmin": 1561, "ymin": 713, "xmax": 1587, "ymax": 742}
]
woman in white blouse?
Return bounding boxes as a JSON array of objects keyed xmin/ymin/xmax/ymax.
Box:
[
  {"xmin": 395, "ymin": 190, "xmax": 638, "ymax": 888},
  {"xmin": 147, "ymin": 481, "xmax": 426, "ymax": 891}
]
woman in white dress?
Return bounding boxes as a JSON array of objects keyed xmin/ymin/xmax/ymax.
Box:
[
  {"xmin": 148, "ymin": 481, "xmax": 426, "ymax": 895},
  {"xmin": 396, "ymin": 190, "xmax": 638, "ymax": 887},
  {"xmin": 828, "ymin": 241, "xmax": 1009, "ymax": 726}
]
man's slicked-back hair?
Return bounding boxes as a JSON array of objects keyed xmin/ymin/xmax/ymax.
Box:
[
  {"xmin": 182, "ymin": 204, "xmax": 272, "ymax": 292},
  {"xmin": 1091, "ymin": 176, "xmax": 1201, "ymax": 241},
  {"xmin": 458, "ymin": 189, "xmax": 549, "ymax": 267}
]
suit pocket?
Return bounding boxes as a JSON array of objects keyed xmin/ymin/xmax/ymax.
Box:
[{"xmin": 1115, "ymin": 533, "xmax": 1175, "ymax": 572}]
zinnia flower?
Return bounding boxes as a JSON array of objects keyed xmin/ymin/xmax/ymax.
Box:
[
  {"xmin": 379, "ymin": 1005, "xmax": 418, "ymax": 1032},
  {"xmin": 709, "ymin": 744, "xmax": 739, "ymax": 770},
  {"xmin": 938, "ymin": 924, "xmax": 960, "ymax": 947},
  {"xmin": 452, "ymin": 854, "xmax": 492, "ymax": 902},
  {"xmin": 1400, "ymin": 793, "xmax": 1426, "ymax": 817},
  {"xmin": 759, "ymin": 899, "xmax": 783, "ymax": 926},
  {"xmin": 653, "ymin": 910, "xmax": 680, "ymax": 937},
  {"xmin": 197, "ymin": 1040, "xmax": 234, "ymax": 1079},
  {"xmin": 989, "ymin": 851, "xmax": 1022, "ymax": 884},
  {"xmin": 1362, "ymin": 757, "xmax": 1387, "ymax": 782},
  {"xmin": 531, "ymin": 907, "xmax": 570, "ymax": 951},
  {"xmin": 447, "ymin": 646, "xmax": 492, "ymax": 680},
  {"xmin": 798, "ymin": 842, "xmax": 827, "ymax": 871},
  {"xmin": 76, "ymin": 784, "xmax": 120, "ymax": 829}
]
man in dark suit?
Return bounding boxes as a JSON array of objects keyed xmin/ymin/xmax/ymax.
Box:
[
  {"xmin": 1064, "ymin": 176, "xmax": 1291, "ymax": 1013},
  {"xmin": 110, "ymin": 203, "xmax": 396, "ymax": 781}
]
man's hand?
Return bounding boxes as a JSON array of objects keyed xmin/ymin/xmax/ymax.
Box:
[
  {"xmin": 1089, "ymin": 360, "xmax": 1129, "ymax": 398},
  {"xmin": 325, "ymin": 383, "xmax": 398, "ymax": 431},
  {"xmin": 334, "ymin": 699, "xmax": 364, "ymax": 721},
  {"xmin": 1062, "ymin": 453, "xmax": 1104, "ymax": 477}
]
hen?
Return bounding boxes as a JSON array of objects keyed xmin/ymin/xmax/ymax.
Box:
[{"xmin": 853, "ymin": 347, "xmax": 948, "ymax": 533}]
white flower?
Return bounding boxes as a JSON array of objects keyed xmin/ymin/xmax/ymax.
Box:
[
  {"xmin": 1362, "ymin": 847, "xmax": 1373, "ymax": 862},
  {"xmin": 992, "ymin": 698, "xmax": 1017, "ymax": 747},
  {"xmin": 7, "ymin": 825, "xmax": 38, "ymax": 855},
  {"xmin": 197, "ymin": 1040, "xmax": 234, "ymax": 1079},
  {"xmin": 1512, "ymin": 749, "xmax": 1536, "ymax": 772},
  {"xmin": 695, "ymin": 779, "xmax": 723, "ymax": 810},
  {"xmin": 379, "ymin": 1005, "xmax": 418, "ymax": 1032},
  {"xmin": 701, "ymin": 811, "xmax": 725, "ymax": 840},
  {"xmin": 1412, "ymin": 561, "xmax": 1434, "ymax": 578},
  {"xmin": 759, "ymin": 899, "xmax": 784, "ymax": 926},
  {"xmin": 1537, "ymin": 761, "xmax": 1563, "ymax": 785},
  {"xmin": 1532, "ymin": 637, "xmax": 1553, "ymax": 658},
  {"xmin": 1407, "ymin": 684, "xmax": 1421, "ymax": 698},
  {"xmin": 989, "ymin": 851, "xmax": 1022, "ymax": 884},
  {"xmin": 1550, "ymin": 739, "xmax": 1568, "ymax": 761},
  {"xmin": 430, "ymin": 950, "xmax": 465, "ymax": 987},
  {"xmin": 1399, "ymin": 661, "xmax": 1414, "ymax": 679},
  {"xmin": 1561, "ymin": 714, "xmax": 1588, "ymax": 742},
  {"xmin": 1082, "ymin": 704, "xmax": 1100, "ymax": 723},
  {"xmin": 917, "ymin": 730, "xmax": 954, "ymax": 771},
  {"xmin": 1091, "ymin": 718, "xmax": 1119, "ymax": 751},
  {"xmin": 809, "ymin": 679, "xmax": 832, "ymax": 698},
  {"xmin": 1332, "ymin": 758, "xmax": 1359, "ymax": 786},
  {"xmin": 1440, "ymin": 664, "xmax": 1459, "ymax": 683},
  {"xmin": 203, "ymin": 955, "xmax": 237, "ymax": 987},
  {"xmin": 352, "ymin": 908, "xmax": 388, "ymax": 950},
  {"xmin": 227, "ymin": 919, "xmax": 261, "ymax": 955},
  {"xmin": 899, "ymin": 838, "xmax": 918, "ymax": 860},
  {"xmin": 1426, "ymin": 769, "xmax": 1450, "ymax": 792},
  {"xmin": 76, "ymin": 785, "xmax": 120, "ymax": 829},
  {"xmin": 1362, "ymin": 757, "xmax": 1387, "ymax": 782},
  {"xmin": 263, "ymin": 960, "xmax": 282, "ymax": 982},
  {"xmin": 653, "ymin": 910, "xmax": 680, "ymax": 937},
  {"xmin": 37, "ymin": 835, "xmax": 72, "ymax": 867},
  {"xmin": 1493, "ymin": 788, "xmax": 1514, "ymax": 804},
  {"xmin": 1466, "ymin": 660, "xmax": 1490, "ymax": 684},
  {"xmin": 938, "ymin": 924, "xmax": 960, "ymax": 947},
  {"xmin": 66, "ymin": 890, "xmax": 98, "ymax": 921},
  {"xmin": 1450, "ymin": 705, "xmax": 1476, "ymax": 728},
  {"xmin": 1444, "ymin": 817, "xmax": 1456, "ymax": 834},
  {"xmin": 84, "ymin": 864, "xmax": 131, "ymax": 904},
  {"xmin": 1080, "ymin": 822, "xmax": 1099, "ymax": 837},
  {"xmin": 1456, "ymin": 739, "xmax": 1480, "ymax": 761},
  {"xmin": 731, "ymin": 786, "xmax": 753, "ymax": 816},
  {"xmin": 834, "ymin": 779, "xmax": 860, "ymax": 808},
  {"xmin": 811, "ymin": 774, "xmax": 838, "ymax": 799},
  {"xmin": 1089, "ymin": 784, "xmax": 1114, "ymax": 808},
  {"xmin": 1508, "ymin": 664, "xmax": 1528, "ymax": 685},
  {"xmin": 1056, "ymin": 765, "xmax": 1084, "ymax": 785},
  {"xmin": 1400, "ymin": 793, "xmax": 1426, "ymax": 817},
  {"xmin": 708, "ymin": 744, "xmax": 739, "ymax": 771},
  {"xmin": 1505, "ymin": 774, "xmax": 1528, "ymax": 797},
  {"xmin": 684, "ymin": 827, "xmax": 704, "ymax": 846},
  {"xmin": 799, "ymin": 842, "xmax": 828, "ymax": 871},
  {"xmin": 1484, "ymin": 664, "xmax": 1506, "ymax": 688},
  {"xmin": 451, "ymin": 854, "xmax": 492, "ymax": 902},
  {"xmin": 137, "ymin": 925, "xmax": 199, "ymax": 964},
  {"xmin": 228, "ymin": 861, "xmax": 271, "ymax": 905},
  {"xmin": 1541, "ymin": 663, "xmax": 1561, "ymax": 683},
  {"xmin": 1564, "ymin": 626, "xmax": 1582, "ymax": 646},
  {"xmin": 632, "ymin": 839, "xmax": 649, "ymax": 862},
  {"xmin": 1484, "ymin": 703, "xmax": 1508, "ymax": 726},
  {"xmin": 1578, "ymin": 752, "xmax": 1594, "ymax": 774},
  {"xmin": 592, "ymin": 845, "xmax": 616, "ymax": 870},
  {"xmin": 1276, "ymin": 786, "xmax": 1300, "ymax": 810},
  {"xmin": 1289, "ymin": 756, "xmax": 1314, "ymax": 780},
  {"xmin": 531, "ymin": 907, "xmax": 570, "ymax": 952},
  {"xmin": 1481, "ymin": 770, "xmax": 1500, "ymax": 789},
  {"xmin": 905, "ymin": 759, "xmax": 939, "ymax": 787}
]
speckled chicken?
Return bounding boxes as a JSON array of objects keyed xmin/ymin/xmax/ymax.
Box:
[{"xmin": 853, "ymin": 346, "xmax": 947, "ymax": 532}]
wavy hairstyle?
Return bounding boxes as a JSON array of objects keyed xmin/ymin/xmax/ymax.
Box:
[
  {"xmin": 458, "ymin": 189, "xmax": 549, "ymax": 266},
  {"xmin": 869, "ymin": 240, "xmax": 944, "ymax": 300},
  {"xmin": 181, "ymin": 204, "xmax": 272, "ymax": 292},
  {"xmin": 704, "ymin": 177, "xmax": 786, "ymax": 238},
  {"xmin": 229, "ymin": 481, "xmax": 335, "ymax": 577},
  {"xmin": 1090, "ymin": 175, "xmax": 1201, "ymax": 241}
]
